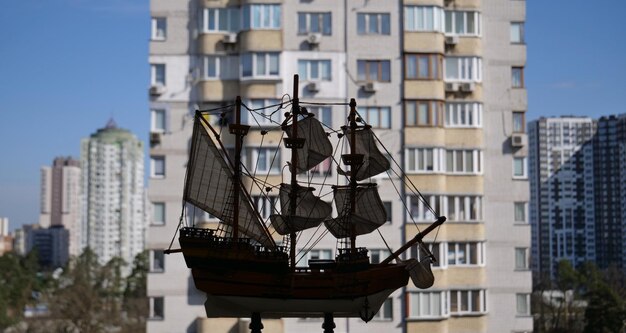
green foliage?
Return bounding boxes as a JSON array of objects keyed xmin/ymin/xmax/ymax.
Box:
[{"xmin": 0, "ymin": 251, "xmax": 42, "ymax": 330}]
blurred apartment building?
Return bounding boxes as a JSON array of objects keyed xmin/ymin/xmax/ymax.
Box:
[
  {"xmin": 81, "ymin": 119, "xmax": 146, "ymax": 265},
  {"xmin": 529, "ymin": 115, "xmax": 626, "ymax": 282},
  {"xmin": 147, "ymin": 0, "xmax": 531, "ymax": 332},
  {"xmin": 0, "ymin": 217, "xmax": 12, "ymax": 256}
]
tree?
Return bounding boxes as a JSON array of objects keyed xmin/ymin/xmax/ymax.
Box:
[
  {"xmin": 122, "ymin": 251, "xmax": 149, "ymax": 333},
  {"xmin": 0, "ymin": 251, "xmax": 41, "ymax": 330}
]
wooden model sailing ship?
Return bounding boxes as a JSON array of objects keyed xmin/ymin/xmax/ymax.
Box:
[{"xmin": 166, "ymin": 75, "xmax": 445, "ymax": 332}]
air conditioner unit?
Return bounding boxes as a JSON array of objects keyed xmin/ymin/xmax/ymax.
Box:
[
  {"xmin": 306, "ymin": 82, "xmax": 321, "ymax": 92},
  {"xmin": 460, "ymin": 82, "xmax": 475, "ymax": 92},
  {"xmin": 511, "ymin": 133, "xmax": 528, "ymax": 147},
  {"xmin": 445, "ymin": 36, "xmax": 459, "ymax": 45},
  {"xmin": 150, "ymin": 132, "xmax": 162, "ymax": 146},
  {"xmin": 445, "ymin": 82, "xmax": 459, "ymax": 92},
  {"xmin": 149, "ymin": 84, "xmax": 165, "ymax": 96},
  {"xmin": 363, "ymin": 81, "xmax": 378, "ymax": 93},
  {"xmin": 223, "ymin": 33, "xmax": 237, "ymax": 44},
  {"xmin": 307, "ymin": 33, "xmax": 322, "ymax": 45}
]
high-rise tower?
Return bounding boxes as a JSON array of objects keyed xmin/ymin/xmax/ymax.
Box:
[{"xmin": 147, "ymin": 1, "xmax": 531, "ymax": 332}]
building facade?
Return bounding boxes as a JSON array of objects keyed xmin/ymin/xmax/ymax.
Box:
[
  {"xmin": 147, "ymin": 1, "xmax": 531, "ymax": 332},
  {"xmin": 0, "ymin": 217, "xmax": 12, "ymax": 256},
  {"xmin": 81, "ymin": 120, "xmax": 146, "ymax": 265},
  {"xmin": 529, "ymin": 115, "xmax": 626, "ymax": 281},
  {"xmin": 26, "ymin": 225, "xmax": 70, "ymax": 268},
  {"xmin": 40, "ymin": 157, "xmax": 82, "ymax": 256}
]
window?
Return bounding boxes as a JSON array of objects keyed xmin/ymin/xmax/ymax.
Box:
[
  {"xmin": 406, "ymin": 148, "xmax": 441, "ymax": 173},
  {"xmin": 298, "ymin": 60, "xmax": 331, "ymax": 81},
  {"xmin": 515, "ymin": 247, "xmax": 529, "ymax": 270},
  {"xmin": 513, "ymin": 111, "xmax": 525, "ymax": 133},
  {"xmin": 150, "ymin": 250, "xmax": 165, "ymax": 272},
  {"xmin": 383, "ymin": 201, "xmax": 392, "ymax": 223},
  {"xmin": 204, "ymin": 56, "xmax": 238, "ymax": 80},
  {"xmin": 445, "ymin": 11, "xmax": 481, "ymax": 36},
  {"xmin": 510, "ymin": 22, "xmax": 525, "ymax": 43},
  {"xmin": 242, "ymin": 99, "xmax": 281, "ymax": 126},
  {"xmin": 445, "ymin": 149, "xmax": 482, "ymax": 174},
  {"xmin": 370, "ymin": 249, "xmax": 391, "ymax": 264},
  {"xmin": 372, "ymin": 298, "xmax": 393, "ymax": 320},
  {"xmin": 310, "ymin": 157, "xmax": 332, "ymax": 176},
  {"xmin": 442, "ymin": 195, "xmax": 482, "ymax": 222},
  {"xmin": 450, "ymin": 290, "xmax": 486, "ymax": 315},
  {"xmin": 513, "ymin": 157, "xmax": 527, "ymax": 178},
  {"xmin": 409, "ymin": 194, "xmax": 441, "ymax": 221},
  {"xmin": 203, "ymin": 7, "xmax": 240, "ymax": 32},
  {"xmin": 445, "ymin": 102, "xmax": 482, "ymax": 128},
  {"xmin": 242, "ymin": 4, "xmax": 281, "ymax": 30},
  {"xmin": 357, "ymin": 13, "xmax": 391, "ymax": 35},
  {"xmin": 514, "ymin": 202, "xmax": 527, "ymax": 223},
  {"xmin": 307, "ymin": 106, "xmax": 332, "ymax": 127},
  {"xmin": 404, "ymin": 6, "xmax": 444, "ymax": 32},
  {"xmin": 149, "ymin": 297, "xmax": 164, "ymax": 319},
  {"xmin": 408, "ymin": 291, "xmax": 447, "ymax": 318},
  {"xmin": 411, "ymin": 243, "xmax": 442, "ymax": 267},
  {"xmin": 151, "ymin": 156, "xmax": 165, "ymax": 178},
  {"xmin": 297, "ymin": 249, "xmax": 332, "ymax": 267},
  {"xmin": 512, "ymin": 67, "xmax": 524, "ymax": 88},
  {"xmin": 444, "ymin": 57, "xmax": 482, "ymax": 82},
  {"xmin": 360, "ymin": 106, "xmax": 391, "ymax": 128},
  {"xmin": 151, "ymin": 17, "xmax": 166, "ymax": 40},
  {"xmin": 516, "ymin": 294, "xmax": 530, "ymax": 316},
  {"xmin": 151, "ymin": 109, "xmax": 166, "ymax": 132},
  {"xmin": 241, "ymin": 53, "xmax": 280, "ymax": 78},
  {"xmin": 357, "ymin": 60, "xmax": 391, "ymax": 82},
  {"xmin": 251, "ymin": 195, "xmax": 279, "ymax": 219},
  {"xmin": 246, "ymin": 147, "xmax": 281, "ymax": 175},
  {"xmin": 298, "ymin": 12, "xmax": 331, "ymax": 35},
  {"xmin": 405, "ymin": 54, "xmax": 442, "ymax": 80},
  {"xmin": 151, "ymin": 64, "xmax": 166, "ymax": 86},
  {"xmin": 405, "ymin": 100, "xmax": 443, "ymax": 127},
  {"xmin": 152, "ymin": 202, "xmax": 165, "ymax": 225},
  {"xmin": 447, "ymin": 242, "xmax": 484, "ymax": 266}
]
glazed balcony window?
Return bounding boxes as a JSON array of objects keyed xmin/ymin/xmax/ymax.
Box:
[
  {"xmin": 242, "ymin": 4, "xmax": 281, "ymax": 30},
  {"xmin": 444, "ymin": 11, "xmax": 481, "ymax": 36},
  {"xmin": 444, "ymin": 57, "xmax": 482, "ymax": 82},
  {"xmin": 404, "ymin": 6, "xmax": 444, "ymax": 32},
  {"xmin": 202, "ymin": 7, "xmax": 239, "ymax": 33},
  {"xmin": 445, "ymin": 149, "xmax": 483, "ymax": 174},
  {"xmin": 241, "ymin": 53, "xmax": 280, "ymax": 78},
  {"xmin": 405, "ymin": 54, "xmax": 442, "ymax": 80},
  {"xmin": 204, "ymin": 55, "xmax": 239, "ymax": 80},
  {"xmin": 445, "ymin": 102, "xmax": 483, "ymax": 128},
  {"xmin": 406, "ymin": 100, "xmax": 444, "ymax": 127},
  {"xmin": 450, "ymin": 290, "xmax": 486, "ymax": 315},
  {"xmin": 408, "ymin": 291, "xmax": 448, "ymax": 319}
]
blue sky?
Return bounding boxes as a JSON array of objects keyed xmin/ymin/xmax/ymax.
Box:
[{"xmin": 0, "ymin": 0, "xmax": 625, "ymax": 231}]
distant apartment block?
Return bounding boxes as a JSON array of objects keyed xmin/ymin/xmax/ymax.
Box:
[
  {"xmin": 147, "ymin": 0, "xmax": 531, "ymax": 332},
  {"xmin": 81, "ymin": 119, "xmax": 146, "ymax": 265},
  {"xmin": 26, "ymin": 225, "xmax": 70, "ymax": 268},
  {"xmin": 40, "ymin": 157, "xmax": 82, "ymax": 256},
  {"xmin": 0, "ymin": 217, "xmax": 12, "ymax": 255},
  {"xmin": 529, "ymin": 115, "xmax": 626, "ymax": 281}
]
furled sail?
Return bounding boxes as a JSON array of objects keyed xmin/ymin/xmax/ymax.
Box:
[
  {"xmin": 270, "ymin": 183, "xmax": 332, "ymax": 235},
  {"xmin": 324, "ymin": 184, "xmax": 387, "ymax": 238},
  {"xmin": 283, "ymin": 115, "xmax": 333, "ymax": 173},
  {"xmin": 338, "ymin": 127, "xmax": 391, "ymax": 181},
  {"xmin": 184, "ymin": 115, "xmax": 275, "ymax": 247}
]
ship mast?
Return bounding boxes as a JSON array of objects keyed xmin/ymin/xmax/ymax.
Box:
[
  {"xmin": 348, "ymin": 98, "xmax": 358, "ymax": 253},
  {"xmin": 230, "ymin": 96, "xmax": 249, "ymax": 241},
  {"xmin": 288, "ymin": 75, "xmax": 303, "ymax": 268}
]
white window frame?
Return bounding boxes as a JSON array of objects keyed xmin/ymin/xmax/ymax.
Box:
[
  {"xmin": 516, "ymin": 294, "xmax": 531, "ymax": 316},
  {"xmin": 510, "ymin": 22, "xmax": 525, "ymax": 44},
  {"xmin": 404, "ymin": 6, "xmax": 444, "ymax": 32},
  {"xmin": 405, "ymin": 148, "xmax": 443, "ymax": 173},
  {"xmin": 297, "ymin": 12, "xmax": 331, "ymax": 35},
  {"xmin": 298, "ymin": 59, "xmax": 332, "ymax": 81},
  {"xmin": 152, "ymin": 202, "xmax": 166, "ymax": 226},
  {"xmin": 444, "ymin": 11, "xmax": 481, "ymax": 36},
  {"xmin": 251, "ymin": 195, "xmax": 279, "ymax": 220},
  {"xmin": 242, "ymin": 4, "xmax": 281, "ymax": 30},
  {"xmin": 444, "ymin": 57, "xmax": 482, "ymax": 82},
  {"xmin": 204, "ymin": 55, "xmax": 239, "ymax": 80},
  {"xmin": 246, "ymin": 147, "xmax": 281, "ymax": 175},
  {"xmin": 297, "ymin": 249, "xmax": 332, "ymax": 267},
  {"xmin": 444, "ymin": 149, "xmax": 483, "ymax": 174},
  {"xmin": 357, "ymin": 13, "xmax": 391, "ymax": 35},
  {"xmin": 372, "ymin": 298, "xmax": 393, "ymax": 321},
  {"xmin": 409, "ymin": 194, "xmax": 441, "ymax": 222},
  {"xmin": 150, "ymin": 249, "xmax": 165, "ymax": 272},
  {"xmin": 151, "ymin": 109, "xmax": 167, "ymax": 133},
  {"xmin": 447, "ymin": 242, "xmax": 485, "ymax": 266},
  {"xmin": 412, "ymin": 243, "xmax": 443, "ymax": 268},
  {"xmin": 151, "ymin": 156, "xmax": 165, "ymax": 178},
  {"xmin": 445, "ymin": 102, "xmax": 483, "ymax": 128},
  {"xmin": 442, "ymin": 195, "xmax": 482, "ymax": 222},
  {"xmin": 243, "ymin": 99, "xmax": 282, "ymax": 126},
  {"xmin": 149, "ymin": 297, "xmax": 164, "ymax": 320},
  {"xmin": 151, "ymin": 64, "xmax": 166, "ymax": 86},
  {"xmin": 202, "ymin": 7, "xmax": 240, "ymax": 33},
  {"xmin": 151, "ymin": 17, "xmax": 167, "ymax": 41},
  {"xmin": 241, "ymin": 53, "xmax": 280, "ymax": 79},
  {"xmin": 449, "ymin": 289, "xmax": 486, "ymax": 315},
  {"xmin": 515, "ymin": 247, "xmax": 529, "ymax": 270},
  {"xmin": 514, "ymin": 202, "xmax": 527, "ymax": 223},
  {"xmin": 307, "ymin": 106, "xmax": 332, "ymax": 127},
  {"xmin": 513, "ymin": 156, "xmax": 527, "ymax": 179},
  {"xmin": 408, "ymin": 291, "xmax": 449, "ymax": 319},
  {"xmin": 361, "ymin": 106, "xmax": 391, "ymax": 129},
  {"xmin": 369, "ymin": 249, "xmax": 391, "ymax": 264}
]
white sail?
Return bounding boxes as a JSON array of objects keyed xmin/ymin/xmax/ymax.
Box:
[
  {"xmin": 284, "ymin": 115, "xmax": 333, "ymax": 174},
  {"xmin": 324, "ymin": 184, "xmax": 387, "ymax": 238},
  {"xmin": 339, "ymin": 127, "xmax": 391, "ymax": 181},
  {"xmin": 184, "ymin": 116, "xmax": 275, "ymax": 247},
  {"xmin": 270, "ymin": 183, "xmax": 332, "ymax": 235}
]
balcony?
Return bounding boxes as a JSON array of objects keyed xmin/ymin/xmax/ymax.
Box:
[
  {"xmin": 198, "ymin": 80, "xmax": 240, "ymax": 102},
  {"xmin": 405, "ymin": 81, "xmax": 445, "ymax": 100},
  {"xmin": 238, "ymin": 30, "xmax": 282, "ymax": 52},
  {"xmin": 404, "ymin": 32, "xmax": 445, "ymax": 53},
  {"xmin": 446, "ymin": 37, "xmax": 482, "ymax": 56},
  {"xmin": 445, "ymin": 0, "xmax": 480, "ymax": 9}
]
